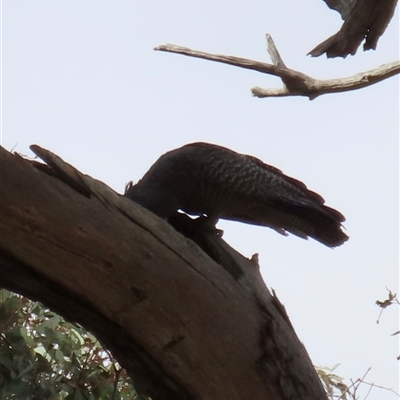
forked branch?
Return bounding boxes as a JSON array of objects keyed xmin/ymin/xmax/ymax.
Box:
[{"xmin": 154, "ymin": 37, "xmax": 400, "ymax": 100}]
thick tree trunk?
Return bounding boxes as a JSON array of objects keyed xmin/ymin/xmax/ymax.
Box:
[{"xmin": 0, "ymin": 146, "xmax": 328, "ymax": 400}]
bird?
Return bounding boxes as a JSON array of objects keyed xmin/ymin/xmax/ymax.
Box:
[{"xmin": 125, "ymin": 142, "xmax": 348, "ymax": 247}]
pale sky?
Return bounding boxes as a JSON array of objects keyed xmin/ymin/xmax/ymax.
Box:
[{"xmin": 2, "ymin": 1, "xmax": 399, "ymax": 398}]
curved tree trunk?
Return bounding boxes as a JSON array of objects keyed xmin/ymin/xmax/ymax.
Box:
[{"xmin": 0, "ymin": 146, "xmax": 328, "ymax": 400}]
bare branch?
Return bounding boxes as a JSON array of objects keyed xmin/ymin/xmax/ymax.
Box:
[
  {"xmin": 253, "ymin": 60, "xmax": 400, "ymax": 99},
  {"xmin": 154, "ymin": 44, "xmax": 309, "ymax": 80},
  {"xmin": 154, "ymin": 43, "xmax": 400, "ymax": 100},
  {"xmin": 266, "ymin": 34, "xmax": 287, "ymax": 68}
]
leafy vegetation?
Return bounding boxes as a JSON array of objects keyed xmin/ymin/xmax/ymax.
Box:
[{"xmin": 0, "ymin": 289, "xmax": 145, "ymax": 400}]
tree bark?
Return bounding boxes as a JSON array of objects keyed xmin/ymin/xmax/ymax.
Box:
[{"xmin": 0, "ymin": 146, "xmax": 328, "ymax": 400}]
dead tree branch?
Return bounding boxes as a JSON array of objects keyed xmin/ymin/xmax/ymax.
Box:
[
  {"xmin": 154, "ymin": 43, "xmax": 400, "ymax": 100},
  {"xmin": 0, "ymin": 145, "xmax": 329, "ymax": 400}
]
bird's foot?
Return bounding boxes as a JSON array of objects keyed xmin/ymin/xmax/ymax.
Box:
[{"xmin": 167, "ymin": 212, "xmax": 223, "ymax": 239}]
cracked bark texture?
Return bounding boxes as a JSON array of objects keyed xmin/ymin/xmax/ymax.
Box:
[{"xmin": 0, "ymin": 146, "xmax": 328, "ymax": 400}]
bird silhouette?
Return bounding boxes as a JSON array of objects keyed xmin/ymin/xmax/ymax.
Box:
[{"xmin": 126, "ymin": 142, "xmax": 348, "ymax": 247}]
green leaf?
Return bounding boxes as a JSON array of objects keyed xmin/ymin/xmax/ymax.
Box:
[{"xmin": 1, "ymin": 292, "xmax": 141, "ymax": 400}]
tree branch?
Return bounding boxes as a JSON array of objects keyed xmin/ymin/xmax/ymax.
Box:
[
  {"xmin": 154, "ymin": 43, "xmax": 400, "ymax": 100},
  {"xmin": 0, "ymin": 146, "xmax": 329, "ymax": 400}
]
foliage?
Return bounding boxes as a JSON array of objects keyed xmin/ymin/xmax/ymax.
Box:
[
  {"xmin": 0, "ymin": 290, "xmax": 146, "ymax": 400},
  {"xmin": 376, "ymin": 289, "xmax": 399, "ymax": 325}
]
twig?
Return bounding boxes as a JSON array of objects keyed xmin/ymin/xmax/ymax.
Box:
[
  {"xmin": 340, "ymin": 367, "xmax": 400, "ymax": 399},
  {"xmin": 360, "ymin": 381, "xmax": 400, "ymax": 397},
  {"xmin": 345, "ymin": 367, "xmax": 372, "ymax": 399},
  {"xmin": 376, "ymin": 288, "xmax": 398, "ymax": 324},
  {"xmin": 154, "ymin": 42, "xmax": 400, "ymax": 101},
  {"xmin": 266, "ymin": 34, "xmax": 287, "ymax": 68}
]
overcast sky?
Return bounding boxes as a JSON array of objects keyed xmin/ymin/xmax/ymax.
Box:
[{"xmin": 2, "ymin": 1, "xmax": 399, "ymax": 398}]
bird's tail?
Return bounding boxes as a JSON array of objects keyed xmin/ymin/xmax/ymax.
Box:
[{"xmin": 276, "ymin": 200, "xmax": 348, "ymax": 247}]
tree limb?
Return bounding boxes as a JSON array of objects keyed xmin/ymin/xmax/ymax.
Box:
[
  {"xmin": 154, "ymin": 43, "xmax": 400, "ymax": 100},
  {"xmin": 0, "ymin": 146, "xmax": 329, "ymax": 400}
]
